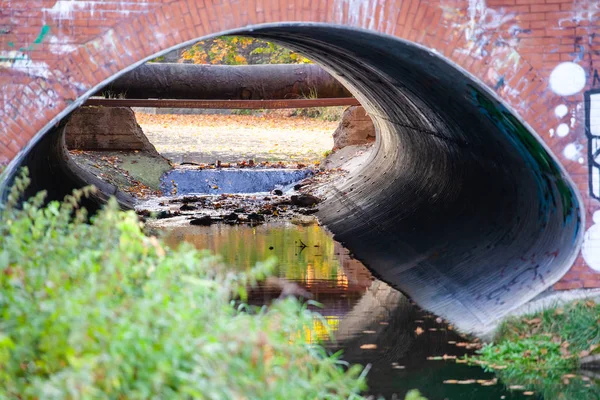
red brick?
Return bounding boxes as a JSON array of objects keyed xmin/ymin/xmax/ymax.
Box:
[
  {"xmin": 554, "ymin": 281, "xmax": 584, "ymax": 290},
  {"xmin": 0, "ymin": 1, "xmax": 599, "ymax": 286},
  {"xmin": 518, "ymin": 12, "xmax": 547, "ymax": 21},
  {"xmin": 583, "ymin": 280, "xmax": 600, "ymax": 289}
]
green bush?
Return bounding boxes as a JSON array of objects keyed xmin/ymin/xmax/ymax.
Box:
[
  {"xmin": 472, "ymin": 300, "xmax": 600, "ymax": 398},
  {"xmin": 0, "ymin": 172, "xmax": 367, "ymax": 399}
]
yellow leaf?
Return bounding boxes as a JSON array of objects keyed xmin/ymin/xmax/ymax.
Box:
[{"xmin": 360, "ymin": 344, "xmax": 377, "ymax": 350}]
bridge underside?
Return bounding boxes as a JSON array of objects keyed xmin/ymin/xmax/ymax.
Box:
[{"xmin": 9, "ymin": 25, "xmax": 583, "ymax": 335}]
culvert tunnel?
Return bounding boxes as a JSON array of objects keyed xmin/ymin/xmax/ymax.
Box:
[{"xmin": 4, "ymin": 24, "xmax": 583, "ymax": 336}]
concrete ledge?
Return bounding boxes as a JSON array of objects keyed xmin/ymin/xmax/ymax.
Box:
[{"xmin": 65, "ymin": 106, "xmax": 158, "ymax": 153}]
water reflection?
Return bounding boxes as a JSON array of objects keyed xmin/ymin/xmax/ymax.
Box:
[{"xmin": 162, "ymin": 222, "xmax": 533, "ymax": 399}]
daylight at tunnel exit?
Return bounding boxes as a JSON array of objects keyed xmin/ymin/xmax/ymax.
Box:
[{"xmin": 1, "ymin": 0, "xmax": 600, "ymax": 399}]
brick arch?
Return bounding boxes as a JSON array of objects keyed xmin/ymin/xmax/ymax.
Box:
[
  {"xmin": 0, "ymin": 0, "xmax": 550, "ymax": 164},
  {"xmin": 1, "ymin": 0, "xmax": 599, "ymax": 318}
]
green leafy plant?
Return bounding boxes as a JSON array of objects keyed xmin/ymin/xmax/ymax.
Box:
[
  {"xmin": 404, "ymin": 389, "xmax": 428, "ymax": 400},
  {"xmin": 471, "ymin": 300, "xmax": 600, "ymax": 398},
  {"xmin": 100, "ymin": 89, "xmax": 127, "ymax": 99},
  {"xmin": 0, "ymin": 169, "xmax": 367, "ymax": 399}
]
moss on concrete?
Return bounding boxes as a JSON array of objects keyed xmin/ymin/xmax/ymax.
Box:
[{"xmin": 69, "ymin": 150, "xmax": 172, "ymax": 196}]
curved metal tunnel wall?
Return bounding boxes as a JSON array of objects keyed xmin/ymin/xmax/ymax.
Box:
[{"xmin": 7, "ymin": 24, "xmax": 583, "ymax": 335}]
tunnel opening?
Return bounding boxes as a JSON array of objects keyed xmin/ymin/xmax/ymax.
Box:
[{"xmin": 1, "ymin": 23, "xmax": 583, "ymax": 336}]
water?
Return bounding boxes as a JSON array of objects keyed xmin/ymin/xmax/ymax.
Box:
[
  {"xmin": 162, "ymin": 222, "xmax": 533, "ymax": 400},
  {"xmin": 161, "ymin": 168, "xmax": 313, "ymax": 195}
]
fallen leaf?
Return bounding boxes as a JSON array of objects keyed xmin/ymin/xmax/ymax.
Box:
[
  {"xmin": 509, "ymin": 385, "xmax": 526, "ymax": 390},
  {"xmin": 524, "ymin": 317, "xmax": 542, "ymax": 325},
  {"xmin": 360, "ymin": 344, "xmax": 377, "ymax": 350}
]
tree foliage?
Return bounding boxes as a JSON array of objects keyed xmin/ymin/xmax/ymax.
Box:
[{"xmin": 180, "ymin": 36, "xmax": 312, "ymax": 65}]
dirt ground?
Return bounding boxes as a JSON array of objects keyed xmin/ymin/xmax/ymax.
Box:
[{"xmin": 135, "ymin": 112, "xmax": 338, "ymax": 164}]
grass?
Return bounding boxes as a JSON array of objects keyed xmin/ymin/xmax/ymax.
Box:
[
  {"xmin": 231, "ymin": 107, "xmax": 345, "ymax": 121},
  {"xmin": 289, "ymin": 87, "xmax": 346, "ymax": 121},
  {"xmin": 289, "ymin": 106, "xmax": 345, "ymax": 122},
  {"xmin": 472, "ymin": 299, "xmax": 600, "ymax": 398}
]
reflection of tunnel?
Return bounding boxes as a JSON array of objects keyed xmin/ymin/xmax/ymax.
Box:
[{"xmin": 3, "ymin": 24, "xmax": 583, "ymax": 335}]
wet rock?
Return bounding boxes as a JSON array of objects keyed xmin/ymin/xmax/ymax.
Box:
[
  {"xmin": 291, "ymin": 194, "xmax": 321, "ymax": 207},
  {"xmin": 182, "ymin": 196, "xmax": 198, "ymax": 203},
  {"xmin": 190, "ymin": 215, "xmax": 213, "ymax": 226},
  {"xmin": 171, "ymin": 195, "xmax": 202, "ymax": 204},
  {"xmin": 273, "ymin": 189, "xmax": 283, "ymax": 196},
  {"xmin": 299, "ymin": 208, "xmax": 319, "ymax": 215},
  {"xmin": 156, "ymin": 210, "xmax": 173, "ymax": 219},
  {"xmin": 224, "ymin": 213, "xmax": 239, "ymax": 221},
  {"xmin": 234, "ymin": 208, "xmax": 245, "ymax": 213},
  {"xmin": 247, "ymin": 212, "xmax": 265, "ymax": 222},
  {"xmin": 180, "ymin": 204, "xmax": 196, "ymax": 211},
  {"xmin": 136, "ymin": 209, "xmax": 151, "ymax": 217}
]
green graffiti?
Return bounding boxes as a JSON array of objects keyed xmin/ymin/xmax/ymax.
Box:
[
  {"xmin": 7, "ymin": 41, "xmax": 14, "ymax": 47},
  {"xmin": 34, "ymin": 25, "xmax": 50, "ymax": 44},
  {"xmin": 19, "ymin": 25, "xmax": 50, "ymax": 51}
]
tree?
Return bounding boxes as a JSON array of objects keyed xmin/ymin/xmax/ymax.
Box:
[{"xmin": 180, "ymin": 36, "xmax": 312, "ymax": 65}]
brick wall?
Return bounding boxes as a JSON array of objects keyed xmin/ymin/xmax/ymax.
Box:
[{"xmin": 0, "ymin": 0, "xmax": 599, "ymax": 289}]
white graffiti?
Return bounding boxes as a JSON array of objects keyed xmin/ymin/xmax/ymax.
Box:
[
  {"xmin": 334, "ymin": 0, "xmax": 377, "ymax": 29},
  {"xmin": 48, "ymin": 36, "xmax": 77, "ymax": 55},
  {"xmin": 43, "ymin": 0, "xmax": 150, "ymax": 23},
  {"xmin": 0, "ymin": 51, "xmax": 51, "ymax": 79},
  {"xmin": 563, "ymin": 0, "xmax": 600, "ymax": 25},
  {"xmin": 588, "ymin": 93, "xmax": 600, "ymax": 199},
  {"xmin": 466, "ymin": 0, "xmax": 486, "ymax": 41},
  {"xmin": 549, "ymin": 62, "xmax": 586, "ymax": 96},
  {"xmin": 563, "ymin": 143, "xmax": 582, "ymax": 160},
  {"xmin": 43, "ymin": 1, "xmax": 99, "ymax": 20},
  {"xmin": 555, "ymin": 104, "xmax": 568, "ymax": 118},
  {"xmin": 582, "ymin": 211, "xmax": 600, "ymax": 272},
  {"xmin": 439, "ymin": 0, "xmax": 519, "ymax": 62},
  {"xmin": 556, "ymin": 123, "xmax": 570, "ymax": 137}
]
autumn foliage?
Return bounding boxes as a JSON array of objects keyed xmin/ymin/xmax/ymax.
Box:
[{"xmin": 180, "ymin": 36, "xmax": 312, "ymax": 65}]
